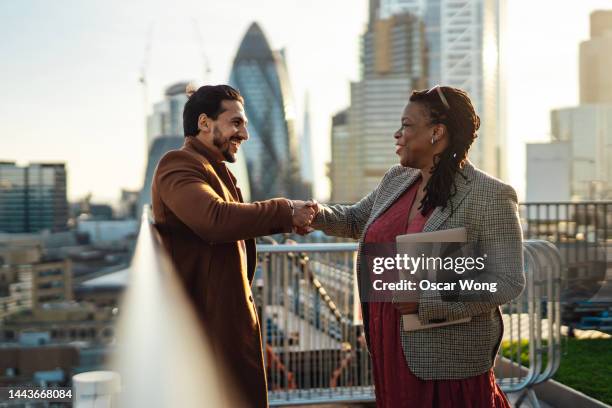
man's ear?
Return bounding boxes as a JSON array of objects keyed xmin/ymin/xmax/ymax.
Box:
[{"xmin": 198, "ymin": 113, "xmax": 210, "ymax": 133}]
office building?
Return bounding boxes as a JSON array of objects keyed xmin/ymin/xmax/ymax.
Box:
[
  {"xmin": 0, "ymin": 245, "xmax": 72, "ymax": 320},
  {"xmin": 527, "ymin": 11, "xmax": 612, "ymax": 201},
  {"xmin": 550, "ymin": 105, "xmax": 612, "ymax": 200},
  {"xmin": 525, "ymin": 142, "xmax": 571, "ymax": 202},
  {"xmin": 376, "ymin": 0, "xmax": 506, "ymax": 179},
  {"xmin": 0, "ymin": 162, "xmax": 68, "ymax": 233},
  {"xmin": 147, "ymin": 82, "xmax": 190, "ymax": 150},
  {"xmin": 330, "ymin": 9, "xmax": 427, "ymax": 202},
  {"xmin": 300, "ymin": 95, "xmax": 314, "ymax": 198},
  {"xmin": 230, "ymin": 22, "xmax": 307, "ymax": 200},
  {"xmin": 329, "ymin": 110, "xmax": 355, "ymax": 203},
  {"xmin": 580, "ymin": 10, "xmax": 612, "ymax": 104}
]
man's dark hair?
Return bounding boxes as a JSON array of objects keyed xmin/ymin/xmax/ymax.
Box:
[{"xmin": 183, "ymin": 85, "xmax": 244, "ymax": 137}]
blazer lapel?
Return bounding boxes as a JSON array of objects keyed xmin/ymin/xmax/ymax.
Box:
[
  {"xmin": 423, "ymin": 163, "xmax": 475, "ymax": 232},
  {"xmin": 363, "ymin": 168, "xmax": 420, "ymax": 235}
]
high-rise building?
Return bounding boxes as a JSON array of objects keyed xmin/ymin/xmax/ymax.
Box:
[
  {"xmin": 377, "ymin": 0, "xmax": 506, "ymax": 179},
  {"xmin": 580, "ymin": 10, "xmax": 612, "ymax": 104},
  {"xmin": 229, "ymin": 23, "xmax": 307, "ymax": 200},
  {"xmin": 138, "ymin": 136, "xmax": 185, "ymax": 216},
  {"xmin": 146, "ymin": 82, "xmax": 190, "ymax": 150},
  {"xmin": 550, "ymin": 105, "xmax": 612, "ymax": 200},
  {"xmin": 0, "ymin": 245, "xmax": 72, "ymax": 320},
  {"xmin": 329, "ymin": 110, "xmax": 355, "ymax": 203},
  {"xmin": 118, "ymin": 189, "xmax": 140, "ymax": 220},
  {"xmin": 300, "ymin": 94, "xmax": 314, "ymax": 198},
  {"xmin": 330, "ymin": 10, "xmax": 427, "ymax": 202},
  {"xmin": 525, "ymin": 142, "xmax": 571, "ymax": 202},
  {"xmin": 0, "ymin": 162, "xmax": 68, "ymax": 233},
  {"xmin": 527, "ymin": 11, "xmax": 612, "ymax": 201}
]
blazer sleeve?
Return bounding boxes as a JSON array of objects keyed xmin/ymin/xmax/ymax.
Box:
[
  {"xmin": 155, "ymin": 151, "xmax": 293, "ymax": 243},
  {"xmin": 417, "ymin": 184, "xmax": 526, "ymax": 324},
  {"xmin": 310, "ymin": 167, "xmax": 397, "ymax": 239}
]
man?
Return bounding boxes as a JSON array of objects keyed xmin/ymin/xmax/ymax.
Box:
[{"xmin": 151, "ymin": 85, "xmax": 315, "ymax": 408}]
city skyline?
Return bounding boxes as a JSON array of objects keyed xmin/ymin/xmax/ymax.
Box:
[{"xmin": 1, "ymin": 0, "xmax": 611, "ymax": 204}]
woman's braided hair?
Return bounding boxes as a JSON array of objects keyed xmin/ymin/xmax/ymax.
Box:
[{"xmin": 409, "ymin": 86, "xmax": 480, "ymax": 215}]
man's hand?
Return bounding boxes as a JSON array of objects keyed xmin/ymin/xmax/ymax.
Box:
[
  {"xmin": 290, "ymin": 200, "xmax": 319, "ymax": 234},
  {"xmin": 291, "ymin": 200, "xmax": 316, "ymax": 228},
  {"xmin": 393, "ymin": 302, "xmax": 419, "ymax": 314}
]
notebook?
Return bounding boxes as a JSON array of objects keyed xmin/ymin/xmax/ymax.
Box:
[{"xmin": 395, "ymin": 227, "xmax": 471, "ymax": 331}]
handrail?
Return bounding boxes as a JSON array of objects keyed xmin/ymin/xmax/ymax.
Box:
[{"xmin": 107, "ymin": 207, "xmax": 239, "ymax": 407}]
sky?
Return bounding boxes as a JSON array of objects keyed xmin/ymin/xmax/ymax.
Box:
[{"xmin": 1, "ymin": 0, "xmax": 611, "ymax": 204}]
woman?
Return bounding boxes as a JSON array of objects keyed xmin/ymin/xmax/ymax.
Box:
[{"xmin": 310, "ymin": 86, "xmax": 525, "ymax": 407}]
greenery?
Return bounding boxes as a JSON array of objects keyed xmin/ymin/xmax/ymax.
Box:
[{"xmin": 501, "ymin": 337, "xmax": 612, "ymax": 405}]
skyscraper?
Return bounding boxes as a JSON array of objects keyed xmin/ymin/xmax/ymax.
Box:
[
  {"xmin": 527, "ymin": 10, "xmax": 612, "ymax": 201},
  {"xmin": 580, "ymin": 10, "xmax": 612, "ymax": 104},
  {"xmin": 300, "ymin": 94, "xmax": 314, "ymax": 198},
  {"xmin": 550, "ymin": 106, "xmax": 612, "ymax": 200},
  {"xmin": 0, "ymin": 162, "xmax": 68, "ymax": 233},
  {"xmin": 146, "ymin": 82, "xmax": 190, "ymax": 150},
  {"xmin": 229, "ymin": 23, "xmax": 306, "ymax": 201},
  {"xmin": 329, "ymin": 110, "xmax": 354, "ymax": 203},
  {"xmin": 377, "ymin": 0, "xmax": 506, "ymax": 179},
  {"xmin": 330, "ymin": 9, "xmax": 427, "ymax": 202}
]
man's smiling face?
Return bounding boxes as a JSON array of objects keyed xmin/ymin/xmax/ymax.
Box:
[{"xmin": 208, "ymin": 100, "xmax": 249, "ymax": 163}]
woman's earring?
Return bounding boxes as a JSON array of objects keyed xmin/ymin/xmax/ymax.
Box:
[{"xmin": 431, "ymin": 136, "xmax": 435, "ymax": 145}]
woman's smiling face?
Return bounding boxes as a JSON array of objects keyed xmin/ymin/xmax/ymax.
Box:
[{"xmin": 394, "ymin": 102, "xmax": 446, "ymax": 169}]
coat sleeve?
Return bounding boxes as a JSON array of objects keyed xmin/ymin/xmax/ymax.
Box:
[
  {"xmin": 155, "ymin": 151, "xmax": 293, "ymax": 243},
  {"xmin": 417, "ymin": 183, "xmax": 526, "ymax": 324},
  {"xmin": 311, "ymin": 166, "xmax": 398, "ymax": 239}
]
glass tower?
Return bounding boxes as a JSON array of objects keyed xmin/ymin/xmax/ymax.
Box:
[
  {"xmin": 378, "ymin": 0, "xmax": 505, "ymax": 179},
  {"xmin": 229, "ymin": 23, "xmax": 305, "ymax": 200},
  {"xmin": 0, "ymin": 162, "xmax": 68, "ymax": 233}
]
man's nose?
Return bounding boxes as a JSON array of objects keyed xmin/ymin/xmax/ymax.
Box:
[
  {"xmin": 240, "ymin": 129, "xmax": 249, "ymax": 141},
  {"xmin": 394, "ymin": 129, "xmax": 401, "ymax": 139}
]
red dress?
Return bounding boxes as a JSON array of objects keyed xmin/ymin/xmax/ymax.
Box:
[{"xmin": 364, "ymin": 179, "xmax": 511, "ymax": 408}]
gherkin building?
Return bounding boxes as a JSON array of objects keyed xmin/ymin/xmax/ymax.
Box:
[{"xmin": 229, "ymin": 22, "xmax": 307, "ymax": 201}]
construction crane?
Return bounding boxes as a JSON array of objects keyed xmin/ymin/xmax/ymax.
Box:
[
  {"xmin": 139, "ymin": 24, "xmax": 154, "ymax": 116},
  {"xmin": 192, "ymin": 19, "xmax": 212, "ymax": 84},
  {"xmin": 139, "ymin": 24, "xmax": 154, "ymax": 154}
]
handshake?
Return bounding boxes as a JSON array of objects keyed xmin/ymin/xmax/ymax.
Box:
[{"xmin": 289, "ymin": 200, "xmax": 319, "ymax": 235}]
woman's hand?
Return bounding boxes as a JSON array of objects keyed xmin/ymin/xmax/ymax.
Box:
[{"xmin": 393, "ymin": 302, "xmax": 419, "ymax": 314}]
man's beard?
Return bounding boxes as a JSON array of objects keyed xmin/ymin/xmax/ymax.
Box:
[{"xmin": 212, "ymin": 127, "xmax": 237, "ymax": 163}]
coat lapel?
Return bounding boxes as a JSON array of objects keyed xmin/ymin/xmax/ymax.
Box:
[
  {"xmin": 422, "ymin": 163, "xmax": 475, "ymax": 232},
  {"xmin": 363, "ymin": 168, "xmax": 420, "ymax": 235}
]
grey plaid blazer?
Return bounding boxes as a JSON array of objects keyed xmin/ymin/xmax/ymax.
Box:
[{"xmin": 312, "ymin": 162, "xmax": 525, "ymax": 380}]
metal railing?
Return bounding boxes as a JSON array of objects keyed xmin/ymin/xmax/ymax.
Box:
[
  {"xmin": 81, "ymin": 209, "xmax": 564, "ymax": 407},
  {"xmin": 257, "ymin": 240, "xmax": 563, "ymax": 408},
  {"xmin": 255, "ymin": 244, "xmax": 371, "ymax": 405},
  {"xmin": 520, "ymin": 202, "xmax": 611, "ymax": 312}
]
